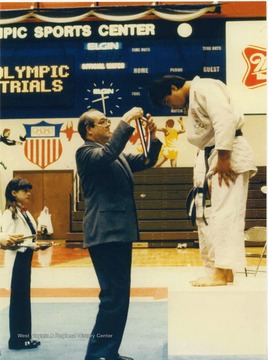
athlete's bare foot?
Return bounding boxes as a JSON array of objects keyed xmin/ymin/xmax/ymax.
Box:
[
  {"xmin": 190, "ymin": 276, "xmax": 227, "ymax": 287},
  {"xmin": 226, "ymin": 269, "xmax": 234, "ymax": 283},
  {"xmin": 190, "ymin": 268, "xmax": 228, "ymax": 287}
]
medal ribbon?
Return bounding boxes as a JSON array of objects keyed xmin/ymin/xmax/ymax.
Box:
[{"xmin": 135, "ymin": 117, "xmax": 151, "ymax": 158}]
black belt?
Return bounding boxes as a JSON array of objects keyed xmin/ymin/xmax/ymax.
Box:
[
  {"xmin": 204, "ymin": 145, "xmax": 215, "ymax": 160},
  {"xmin": 205, "ymin": 129, "xmax": 243, "ymax": 159},
  {"xmin": 186, "ymin": 129, "xmax": 244, "ymax": 226},
  {"xmin": 235, "ymin": 129, "xmax": 243, "ymax": 137}
]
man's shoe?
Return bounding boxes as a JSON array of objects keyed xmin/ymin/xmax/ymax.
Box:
[
  {"xmin": 97, "ymin": 355, "xmax": 133, "ymax": 360},
  {"xmin": 9, "ymin": 339, "xmax": 41, "ymax": 350}
]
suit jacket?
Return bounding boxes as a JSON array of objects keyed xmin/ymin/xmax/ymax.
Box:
[{"xmin": 76, "ymin": 120, "xmax": 162, "ymax": 248}]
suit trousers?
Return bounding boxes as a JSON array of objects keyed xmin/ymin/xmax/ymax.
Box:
[
  {"xmin": 9, "ymin": 248, "xmax": 33, "ymax": 344},
  {"xmin": 85, "ymin": 242, "xmax": 132, "ymax": 360}
]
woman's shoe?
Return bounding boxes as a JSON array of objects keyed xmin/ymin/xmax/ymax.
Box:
[
  {"xmin": 9, "ymin": 339, "xmax": 41, "ymax": 350},
  {"xmin": 31, "ymin": 339, "xmax": 41, "ymax": 347}
]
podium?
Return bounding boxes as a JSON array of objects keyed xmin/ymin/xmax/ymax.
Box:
[{"xmin": 168, "ymin": 274, "xmax": 266, "ymax": 358}]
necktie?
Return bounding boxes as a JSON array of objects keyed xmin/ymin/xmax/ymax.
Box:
[{"xmin": 21, "ymin": 211, "xmax": 36, "ymax": 238}]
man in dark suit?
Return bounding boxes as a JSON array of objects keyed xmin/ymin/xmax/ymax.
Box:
[{"xmin": 76, "ymin": 107, "xmax": 162, "ymax": 360}]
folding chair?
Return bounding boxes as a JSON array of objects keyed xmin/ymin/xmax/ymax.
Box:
[{"xmin": 244, "ymin": 226, "xmax": 267, "ymax": 277}]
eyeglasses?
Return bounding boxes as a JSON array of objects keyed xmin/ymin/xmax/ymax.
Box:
[
  {"xmin": 96, "ymin": 118, "xmax": 111, "ymax": 127},
  {"xmin": 85, "ymin": 117, "xmax": 111, "ymax": 130}
]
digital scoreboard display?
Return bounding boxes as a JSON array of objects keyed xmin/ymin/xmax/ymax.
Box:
[{"xmin": 0, "ymin": 19, "xmax": 225, "ymax": 119}]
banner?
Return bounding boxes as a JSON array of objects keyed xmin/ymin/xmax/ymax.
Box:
[{"xmin": 226, "ymin": 20, "xmax": 266, "ymax": 114}]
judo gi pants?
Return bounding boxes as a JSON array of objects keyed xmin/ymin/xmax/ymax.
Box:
[
  {"xmin": 210, "ymin": 171, "xmax": 249, "ymax": 271},
  {"xmin": 196, "ymin": 206, "xmax": 215, "ymax": 271}
]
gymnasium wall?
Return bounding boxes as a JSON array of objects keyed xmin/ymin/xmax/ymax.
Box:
[{"xmin": 0, "ymin": 2, "xmax": 266, "ymax": 214}]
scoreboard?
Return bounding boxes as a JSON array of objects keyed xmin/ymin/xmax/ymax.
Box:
[{"xmin": 0, "ymin": 19, "xmax": 225, "ymax": 118}]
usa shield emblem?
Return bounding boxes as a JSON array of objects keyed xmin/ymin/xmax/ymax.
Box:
[
  {"xmin": 242, "ymin": 45, "xmax": 266, "ymax": 89},
  {"xmin": 23, "ymin": 121, "xmax": 63, "ymax": 169}
]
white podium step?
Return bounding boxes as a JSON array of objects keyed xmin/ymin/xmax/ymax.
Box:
[{"xmin": 168, "ymin": 274, "xmax": 267, "ymax": 357}]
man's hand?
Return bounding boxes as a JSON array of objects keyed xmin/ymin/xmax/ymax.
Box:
[
  {"xmin": 212, "ymin": 150, "xmax": 238, "ymax": 187},
  {"xmin": 144, "ymin": 113, "xmax": 157, "ymax": 140},
  {"xmin": 122, "ymin": 107, "xmax": 144, "ymax": 124}
]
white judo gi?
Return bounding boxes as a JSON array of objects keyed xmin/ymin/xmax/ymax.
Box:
[
  {"xmin": 188, "ymin": 76, "xmax": 257, "ymax": 272},
  {"xmin": 193, "ymin": 149, "xmax": 214, "ymax": 271},
  {"xmin": 1, "ymin": 209, "xmax": 37, "ymax": 289}
]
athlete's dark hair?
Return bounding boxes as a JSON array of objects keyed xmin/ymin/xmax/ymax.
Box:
[{"xmin": 148, "ymin": 75, "xmax": 186, "ymax": 108}]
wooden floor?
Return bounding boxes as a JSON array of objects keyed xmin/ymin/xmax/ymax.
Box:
[
  {"xmin": 0, "ymin": 242, "xmax": 265, "ymax": 268},
  {"xmin": 0, "ymin": 243, "xmax": 266, "ymax": 301}
]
